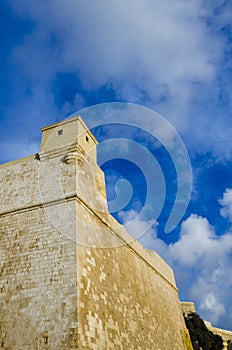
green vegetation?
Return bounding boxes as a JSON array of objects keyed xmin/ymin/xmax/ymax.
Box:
[{"xmin": 184, "ymin": 312, "xmax": 223, "ymax": 350}]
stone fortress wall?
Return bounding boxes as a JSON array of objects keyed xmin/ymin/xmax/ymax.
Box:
[
  {"xmin": 0, "ymin": 116, "xmax": 193, "ymax": 349},
  {"xmin": 181, "ymin": 302, "xmax": 232, "ymax": 350}
]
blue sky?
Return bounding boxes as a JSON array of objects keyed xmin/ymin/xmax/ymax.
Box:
[{"xmin": 1, "ymin": 0, "xmax": 232, "ymax": 330}]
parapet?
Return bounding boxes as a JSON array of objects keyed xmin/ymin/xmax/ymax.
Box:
[
  {"xmin": 145, "ymin": 249, "xmax": 176, "ymax": 287},
  {"xmin": 181, "ymin": 301, "xmax": 196, "ymax": 315}
]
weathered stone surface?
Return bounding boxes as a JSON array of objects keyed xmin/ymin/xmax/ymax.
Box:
[{"xmin": 0, "ymin": 116, "xmax": 192, "ymax": 349}]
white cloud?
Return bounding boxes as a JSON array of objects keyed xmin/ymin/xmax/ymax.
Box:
[
  {"xmin": 169, "ymin": 214, "xmax": 232, "ymax": 266},
  {"xmin": 199, "ymin": 293, "xmax": 226, "ymax": 325},
  {"xmin": 139, "ymin": 211, "xmax": 232, "ymax": 329},
  {"xmin": 11, "ymin": 0, "xmax": 220, "ymax": 93},
  {"xmin": 118, "ymin": 208, "xmax": 158, "ymax": 240},
  {"xmin": 219, "ymin": 188, "xmax": 232, "ymax": 222},
  {"xmin": 5, "ymin": 0, "xmax": 232, "ymax": 160}
]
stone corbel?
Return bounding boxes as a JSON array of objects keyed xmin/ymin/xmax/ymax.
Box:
[{"xmin": 61, "ymin": 152, "xmax": 84, "ymax": 165}]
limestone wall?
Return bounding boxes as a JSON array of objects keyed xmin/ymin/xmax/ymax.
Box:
[
  {"xmin": 0, "ymin": 116, "xmax": 192, "ymax": 349},
  {"xmin": 208, "ymin": 326, "xmax": 232, "ymax": 350},
  {"xmin": 77, "ymin": 243, "xmax": 191, "ymax": 349},
  {"xmin": 0, "ymin": 155, "xmax": 79, "ymax": 349}
]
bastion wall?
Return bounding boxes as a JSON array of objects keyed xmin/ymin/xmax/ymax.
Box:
[{"xmin": 0, "ymin": 116, "xmax": 192, "ymax": 349}]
